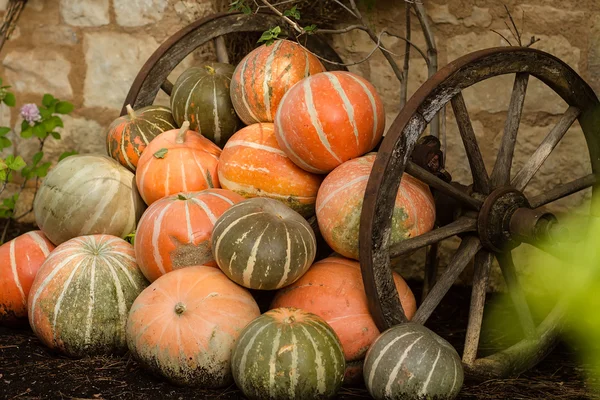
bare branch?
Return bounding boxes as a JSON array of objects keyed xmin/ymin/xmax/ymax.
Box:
[
  {"xmin": 381, "ymin": 30, "xmax": 429, "ymax": 65},
  {"xmin": 306, "ymin": 30, "xmax": 388, "ymax": 67},
  {"xmin": 333, "ymin": 0, "xmax": 357, "ymax": 18},
  {"xmin": 504, "ymin": 4, "xmax": 521, "ymax": 46},
  {"xmin": 316, "ymin": 24, "xmax": 367, "ymax": 34},
  {"xmin": 400, "ymin": 2, "xmax": 411, "ymax": 107},
  {"xmin": 260, "ymin": 0, "xmax": 303, "ymax": 34},
  {"xmin": 491, "ymin": 29, "xmax": 513, "ymax": 46},
  {"xmin": 0, "ymin": 0, "xmax": 28, "ymax": 55}
]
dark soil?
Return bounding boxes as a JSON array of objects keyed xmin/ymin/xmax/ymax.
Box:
[{"xmin": 1, "ymin": 221, "xmax": 597, "ymax": 399}]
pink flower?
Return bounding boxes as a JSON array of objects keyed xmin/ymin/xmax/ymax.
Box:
[{"xmin": 20, "ymin": 103, "xmax": 41, "ymax": 125}]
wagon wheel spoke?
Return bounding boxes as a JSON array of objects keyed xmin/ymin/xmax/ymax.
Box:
[
  {"xmin": 389, "ymin": 217, "xmax": 477, "ymax": 258},
  {"xmin": 462, "ymin": 250, "xmax": 494, "ymax": 365},
  {"xmin": 451, "ymin": 93, "xmax": 491, "ymax": 194},
  {"xmin": 512, "ymin": 106, "xmax": 581, "ymax": 191},
  {"xmin": 160, "ymin": 80, "xmax": 174, "ymax": 96},
  {"xmin": 406, "ymin": 161, "xmax": 482, "ymax": 210},
  {"xmin": 412, "ymin": 236, "xmax": 482, "ymax": 324},
  {"xmin": 422, "ymin": 243, "xmax": 440, "ymax": 303},
  {"xmin": 496, "ymin": 252, "xmax": 536, "ymax": 338},
  {"xmin": 529, "ymin": 173, "xmax": 596, "ymax": 208},
  {"xmin": 490, "ymin": 72, "xmax": 530, "ymax": 187}
]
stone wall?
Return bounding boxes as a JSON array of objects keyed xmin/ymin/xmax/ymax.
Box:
[{"xmin": 1, "ymin": 0, "xmax": 598, "ymax": 289}]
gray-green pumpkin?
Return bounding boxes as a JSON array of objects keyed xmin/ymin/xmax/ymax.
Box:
[
  {"xmin": 33, "ymin": 155, "xmax": 146, "ymax": 246},
  {"xmin": 363, "ymin": 322, "xmax": 464, "ymax": 400},
  {"xmin": 211, "ymin": 197, "xmax": 316, "ymax": 290},
  {"xmin": 171, "ymin": 62, "xmax": 241, "ymax": 147},
  {"xmin": 231, "ymin": 307, "xmax": 345, "ymax": 399}
]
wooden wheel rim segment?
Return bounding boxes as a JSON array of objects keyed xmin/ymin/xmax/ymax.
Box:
[
  {"xmin": 120, "ymin": 11, "xmax": 347, "ymax": 116},
  {"xmin": 359, "ymin": 46, "xmax": 600, "ymax": 379}
]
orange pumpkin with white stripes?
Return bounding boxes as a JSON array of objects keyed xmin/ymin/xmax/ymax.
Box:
[
  {"xmin": 135, "ymin": 121, "xmax": 222, "ymax": 206},
  {"xmin": 106, "ymin": 104, "xmax": 177, "ymax": 172},
  {"xmin": 316, "ymin": 153, "xmax": 435, "ymax": 260},
  {"xmin": 275, "ymin": 71, "xmax": 385, "ymax": 174},
  {"xmin": 0, "ymin": 231, "xmax": 55, "ymax": 325},
  {"xmin": 230, "ymin": 39, "xmax": 325, "ymax": 125},
  {"xmin": 134, "ymin": 189, "xmax": 244, "ymax": 282},
  {"xmin": 218, "ymin": 123, "xmax": 322, "ymax": 217},
  {"xmin": 126, "ymin": 266, "xmax": 260, "ymax": 387},
  {"xmin": 28, "ymin": 235, "xmax": 148, "ymax": 357},
  {"xmin": 270, "ymin": 256, "xmax": 416, "ymax": 384}
]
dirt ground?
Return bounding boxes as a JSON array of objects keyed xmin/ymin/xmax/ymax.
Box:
[{"xmin": 0, "ymin": 221, "xmax": 598, "ymax": 400}]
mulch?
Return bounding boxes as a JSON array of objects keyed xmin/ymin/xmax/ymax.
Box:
[{"xmin": 0, "ymin": 220, "xmax": 597, "ymax": 399}]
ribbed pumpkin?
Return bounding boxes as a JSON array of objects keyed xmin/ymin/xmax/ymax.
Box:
[
  {"xmin": 134, "ymin": 189, "xmax": 245, "ymax": 282},
  {"xmin": 126, "ymin": 266, "xmax": 260, "ymax": 387},
  {"xmin": 270, "ymin": 256, "xmax": 416, "ymax": 383},
  {"xmin": 28, "ymin": 235, "xmax": 148, "ymax": 357},
  {"xmin": 218, "ymin": 122, "xmax": 322, "ymax": 217},
  {"xmin": 34, "ymin": 155, "xmax": 146, "ymax": 246},
  {"xmin": 275, "ymin": 71, "xmax": 385, "ymax": 174},
  {"xmin": 106, "ymin": 104, "xmax": 177, "ymax": 171},
  {"xmin": 231, "ymin": 307, "xmax": 345, "ymax": 399},
  {"xmin": 171, "ymin": 63, "xmax": 241, "ymax": 147},
  {"xmin": 363, "ymin": 323, "xmax": 464, "ymax": 400},
  {"xmin": 316, "ymin": 153, "xmax": 435, "ymax": 260},
  {"xmin": 135, "ymin": 121, "xmax": 222, "ymax": 206},
  {"xmin": 211, "ymin": 198, "xmax": 316, "ymax": 290},
  {"xmin": 230, "ymin": 39, "xmax": 325, "ymax": 125},
  {"xmin": 0, "ymin": 231, "xmax": 55, "ymax": 325}
]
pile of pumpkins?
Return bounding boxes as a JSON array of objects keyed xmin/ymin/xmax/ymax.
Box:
[{"xmin": 0, "ymin": 39, "xmax": 463, "ymax": 400}]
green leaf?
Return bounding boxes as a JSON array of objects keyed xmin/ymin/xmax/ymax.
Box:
[
  {"xmin": 6, "ymin": 155, "xmax": 26, "ymax": 171},
  {"xmin": 153, "ymin": 148, "xmax": 168, "ymax": 159},
  {"xmin": 35, "ymin": 162, "xmax": 51, "ymax": 178},
  {"xmin": 0, "ymin": 127, "xmax": 10, "ymax": 136},
  {"xmin": 3, "ymin": 92, "xmax": 15, "ymax": 107},
  {"xmin": 177, "ymin": 194, "xmax": 187, "ymax": 200},
  {"xmin": 32, "ymin": 151, "xmax": 43, "ymax": 166},
  {"xmin": 0, "ymin": 137, "xmax": 12, "ymax": 150},
  {"xmin": 51, "ymin": 131, "xmax": 61, "ymax": 140},
  {"xmin": 0, "ymin": 169, "xmax": 6, "ymax": 181},
  {"xmin": 42, "ymin": 94, "xmax": 55, "ymax": 108},
  {"xmin": 124, "ymin": 231, "xmax": 136, "ymax": 245},
  {"xmin": 0, "ymin": 159, "xmax": 6, "ymax": 170},
  {"xmin": 20, "ymin": 127, "xmax": 33, "ymax": 139},
  {"xmin": 21, "ymin": 166, "xmax": 32, "ymax": 180},
  {"xmin": 58, "ymin": 150, "xmax": 77, "ymax": 162},
  {"xmin": 229, "ymin": 0, "xmax": 251, "ymax": 14},
  {"xmin": 33, "ymin": 124, "xmax": 47, "ymax": 139},
  {"xmin": 39, "ymin": 108, "xmax": 52, "ymax": 119},
  {"xmin": 55, "ymin": 101, "xmax": 74, "ymax": 114},
  {"xmin": 258, "ymin": 26, "xmax": 282, "ymax": 46},
  {"xmin": 303, "ymin": 24, "xmax": 318, "ymax": 34},
  {"xmin": 283, "ymin": 6, "xmax": 300, "ymax": 20}
]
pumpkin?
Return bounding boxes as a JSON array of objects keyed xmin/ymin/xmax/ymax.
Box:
[
  {"xmin": 211, "ymin": 198, "xmax": 316, "ymax": 290},
  {"xmin": 0, "ymin": 231, "xmax": 55, "ymax": 325},
  {"xmin": 126, "ymin": 266, "xmax": 260, "ymax": 387},
  {"xmin": 33, "ymin": 155, "xmax": 146, "ymax": 246},
  {"xmin": 363, "ymin": 323, "xmax": 464, "ymax": 400},
  {"xmin": 274, "ymin": 71, "xmax": 385, "ymax": 174},
  {"xmin": 218, "ymin": 122, "xmax": 322, "ymax": 217},
  {"xmin": 316, "ymin": 153, "xmax": 435, "ymax": 260},
  {"xmin": 135, "ymin": 121, "xmax": 222, "ymax": 206},
  {"xmin": 28, "ymin": 235, "xmax": 148, "ymax": 357},
  {"xmin": 106, "ymin": 104, "xmax": 177, "ymax": 172},
  {"xmin": 171, "ymin": 63, "xmax": 241, "ymax": 147},
  {"xmin": 230, "ymin": 39, "xmax": 325, "ymax": 125},
  {"xmin": 134, "ymin": 189, "xmax": 245, "ymax": 282},
  {"xmin": 231, "ymin": 307, "xmax": 345, "ymax": 399},
  {"xmin": 270, "ymin": 256, "xmax": 416, "ymax": 384}
]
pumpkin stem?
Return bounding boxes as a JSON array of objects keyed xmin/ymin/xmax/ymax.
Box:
[
  {"xmin": 204, "ymin": 65, "xmax": 216, "ymax": 74},
  {"xmin": 283, "ymin": 315, "xmax": 296, "ymax": 324},
  {"xmin": 174, "ymin": 302, "xmax": 186, "ymax": 315},
  {"xmin": 176, "ymin": 121, "xmax": 190, "ymax": 144},
  {"xmin": 126, "ymin": 104, "xmax": 136, "ymax": 119}
]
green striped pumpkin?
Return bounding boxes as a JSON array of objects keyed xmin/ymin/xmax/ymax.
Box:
[
  {"xmin": 171, "ymin": 62, "xmax": 241, "ymax": 147},
  {"xmin": 231, "ymin": 307, "xmax": 345, "ymax": 399},
  {"xmin": 363, "ymin": 323, "xmax": 464, "ymax": 400},
  {"xmin": 211, "ymin": 198, "xmax": 316, "ymax": 290},
  {"xmin": 28, "ymin": 235, "xmax": 149, "ymax": 357}
]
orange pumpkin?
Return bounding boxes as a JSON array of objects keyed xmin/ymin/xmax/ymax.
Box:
[
  {"xmin": 135, "ymin": 121, "xmax": 222, "ymax": 205},
  {"xmin": 230, "ymin": 39, "xmax": 325, "ymax": 125},
  {"xmin": 316, "ymin": 153, "xmax": 435, "ymax": 260},
  {"xmin": 106, "ymin": 104, "xmax": 176, "ymax": 172},
  {"xmin": 275, "ymin": 71, "xmax": 385, "ymax": 174},
  {"xmin": 270, "ymin": 256, "xmax": 416, "ymax": 382},
  {"xmin": 126, "ymin": 266, "xmax": 261, "ymax": 387},
  {"xmin": 217, "ymin": 123, "xmax": 323, "ymax": 217},
  {"xmin": 134, "ymin": 188, "xmax": 244, "ymax": 282},
  {"xmin": 0, "ymin": 231, "xmax": 55, "ymax": 325}
]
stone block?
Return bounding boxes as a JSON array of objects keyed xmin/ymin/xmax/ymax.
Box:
[
  {"xmin": 114, "ymin": 0, "xmax": 168, "ymax": 27},
  {"xmin": 60, "ymin": 0, "xmax": 109, "ymax": 27}
]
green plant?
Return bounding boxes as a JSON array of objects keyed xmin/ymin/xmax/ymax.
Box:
[{"xmin": 0, "ymin": 78, "xmax": 78, "ymax": 243}]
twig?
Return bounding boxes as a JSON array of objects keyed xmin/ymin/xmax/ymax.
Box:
[
  {"xmin": 504, "ymin": 4, "xmax": 521, "ymax": 46},
  {"xmin": 0, "ymin": 0, "xmax": 28, "ymax": 55},
  {"xmin": 260, "ymin": 0, "xmax": 302, "ymax": 34},
  {"xmin": 333, "ymin": 0, "xmax": 357, "ymax": 18},
  {"xmin": 0, "ymin": 216, "xmax": 10, "ymax": 243},
  {"xmin": 316, "ymin": 24, "xmax": 366, "ymax": 34},
  {"xmin": 400, "ymin": 2, "xmax": 411, "ymax": 107},
  {"xmin": 491, "ymin": 29, "xmax": 513, "ymax": 46},
  {"xmin": 381, "ymin": 30, "xmax": 429, "ymax": 65},
  {"xmin": 307, "ymin": 30, "xmax": 387, "ymax": 67}
]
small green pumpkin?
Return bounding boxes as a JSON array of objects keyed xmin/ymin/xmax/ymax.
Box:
[
  {"xmin": 170, "ymin": 62, "xmax": 241, "ymax": 147},
  {"xmin": 231, "ymin": 307, "xmax": 345, "ymax": 399},
  {"xmin": 211, "ymin": 198, "xmax": 316, "ymax": 290},
  {"xmin": 363, "ymin": 322, "xmax": 464, "ymax": 400}
]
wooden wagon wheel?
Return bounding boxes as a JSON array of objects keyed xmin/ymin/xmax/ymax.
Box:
[
  {"xmin": 360, "ymin": 46, "xmax": 600, "ymax": 380},
  {"xmin": 120, "ymin": 11, "xmax": 347, "ymax": 116}
]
